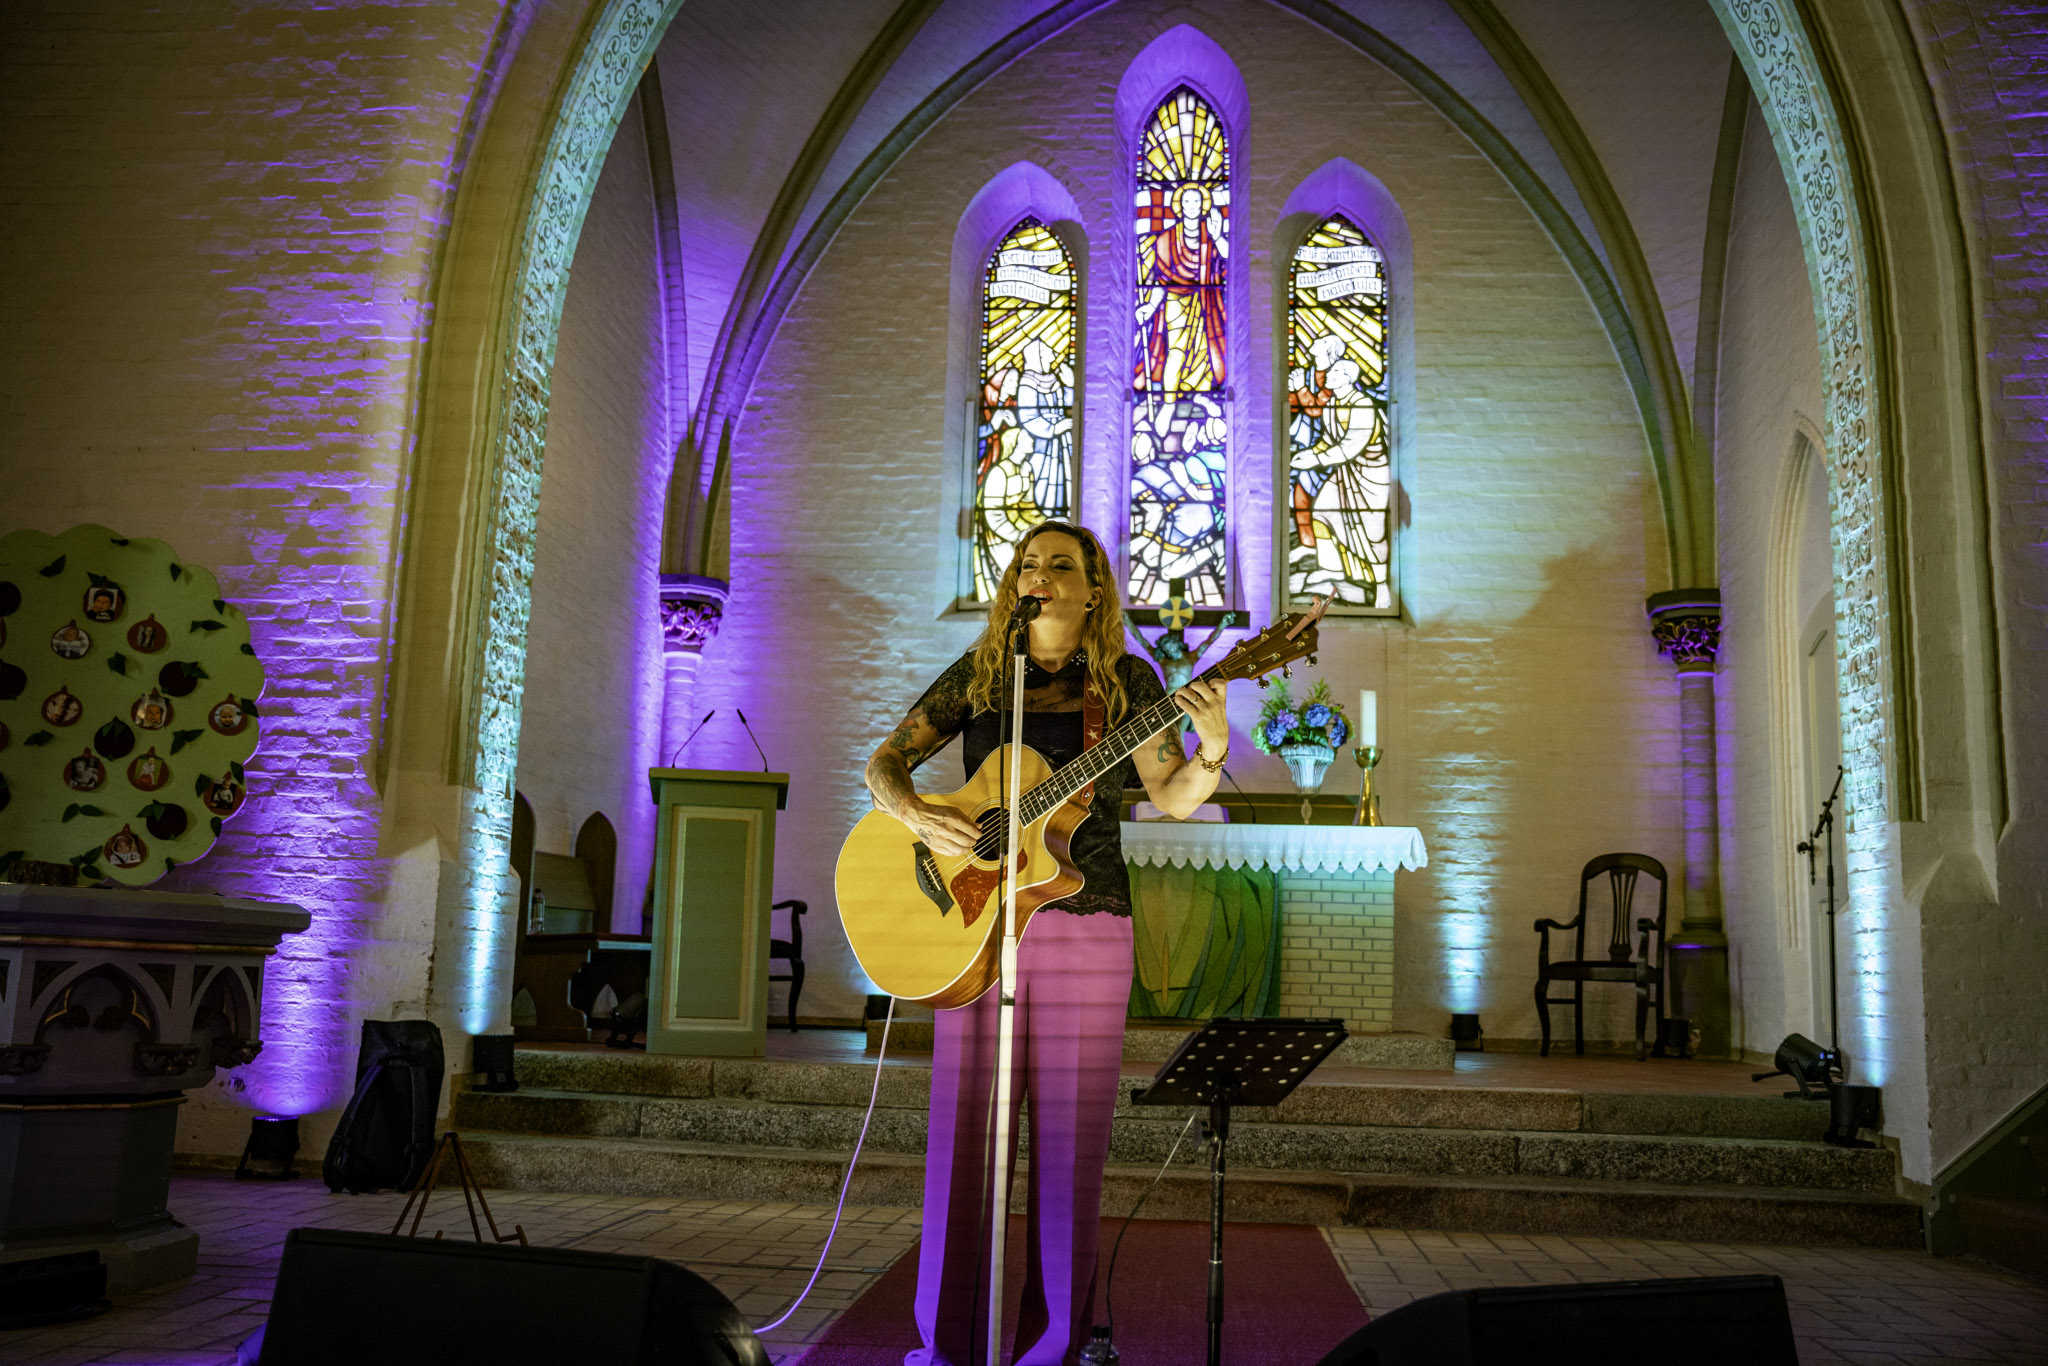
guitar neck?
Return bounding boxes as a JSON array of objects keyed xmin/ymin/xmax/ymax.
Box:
[{"xmin": 1017, "ymin": 664, "xmax": 1217, "ymax": 823}]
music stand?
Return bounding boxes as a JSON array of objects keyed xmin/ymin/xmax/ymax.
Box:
[{"xmin": 1132, "ymin": 1017, "xmax": 1348, "ymax": 1366}]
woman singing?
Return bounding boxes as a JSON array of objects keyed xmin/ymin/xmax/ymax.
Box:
[{"xmin": 863, "ymin": 520, "xmax": 1231, "ymax": 1365}]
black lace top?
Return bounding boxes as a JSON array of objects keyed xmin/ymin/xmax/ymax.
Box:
[{"xmin": 908, "ymin": 649, "xmax": 1173, "ymax": 917}]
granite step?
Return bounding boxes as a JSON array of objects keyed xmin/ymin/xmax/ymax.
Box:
[
  {"xmin": 452, "ymin": 1089, "xmax": 1894, "ymax": 1192},
  {"xmin": 454, "ymin": 1130, "xmax": 1922, "ymax": 1249},
  {"xmin": 487, "ymin": 1051, "xmax": 1835, "ymax": 1144},
  {"xmin": 862, "ymin": 1022, "xmax": 1453, "ymax": 1069}
]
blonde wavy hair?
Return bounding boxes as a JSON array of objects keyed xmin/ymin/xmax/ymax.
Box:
[{"xmin": 968, "ymin": 521, "xmax": 1134, "ymax": 724}]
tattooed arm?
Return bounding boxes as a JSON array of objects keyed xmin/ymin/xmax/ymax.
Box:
[{"xmin": 864, "ymin": 695, "xmax": 982, "ymax": 858}]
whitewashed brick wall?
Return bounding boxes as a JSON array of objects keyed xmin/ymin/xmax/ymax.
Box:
[{"xmin": 1278, "ymin": 871, "xmax": 1396, "ymax": 1029}]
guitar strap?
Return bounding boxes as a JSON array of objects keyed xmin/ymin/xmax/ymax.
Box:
[{"xmin": 1075, "ymin": 666, "xmax": 1106, "ymax": 805}]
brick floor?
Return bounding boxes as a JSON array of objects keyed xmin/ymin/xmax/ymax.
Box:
[{"xmin": 4, "ymin": 1173, "xmax": 2042, "ymax": 1364}]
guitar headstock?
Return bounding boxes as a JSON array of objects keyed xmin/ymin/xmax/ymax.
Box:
[{"xmin": 1203, "ymin": 597, "xmax": 1329, "ymax": 686}]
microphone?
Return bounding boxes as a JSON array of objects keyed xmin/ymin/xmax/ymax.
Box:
[{"xmin": 1010, "ymin": 595, "xmax": 1044, "ymax": 625}]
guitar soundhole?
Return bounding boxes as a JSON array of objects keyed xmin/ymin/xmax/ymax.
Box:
[{"xmin": 971, "ymin": 807, "xmax": 1010, "ymax": 863}]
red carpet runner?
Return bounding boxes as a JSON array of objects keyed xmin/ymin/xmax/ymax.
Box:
[{"xmin": 796, "ymin": 1217, "xmax": 1368, "ymax": 1365}]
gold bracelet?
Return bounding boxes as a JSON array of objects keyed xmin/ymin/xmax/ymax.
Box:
[{"xmin": 1193, "ymin": 741, "xmax": 1228, "ymax": 772}]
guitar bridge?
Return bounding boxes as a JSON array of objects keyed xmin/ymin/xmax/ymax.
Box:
[{"xmin": 911, "ymin": 842, "xmax": 951, "ymax": 916}]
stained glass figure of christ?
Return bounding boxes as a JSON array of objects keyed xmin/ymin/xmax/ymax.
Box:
[
  {"xmin": 1286, "ymin": 215, "xmax": 1392, "ymax": 608},
  {"xmin": 1129, "ymin": 87, "xmax": 1230, "ymax": 607},
  {"xmin": 974, "ymin": 219, "xmax": 1077, "ymax": 601}
]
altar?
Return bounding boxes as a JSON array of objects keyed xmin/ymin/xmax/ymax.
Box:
[{"xmin": 1120, "ymin": 822, "xmax": 1428, "ymax": 1032}]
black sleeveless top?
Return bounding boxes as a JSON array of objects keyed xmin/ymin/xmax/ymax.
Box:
[{"xmin": 908, "ymin": 650, "xmax": 1171, "ymax": 917}]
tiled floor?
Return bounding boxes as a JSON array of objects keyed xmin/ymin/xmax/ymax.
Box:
[{"xmin": 7, "ymin": 1174, "xmax": 2043, "ymax": 1365}]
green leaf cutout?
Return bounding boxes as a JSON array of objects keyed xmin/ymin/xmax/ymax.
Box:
[
  {"xmin": 189, "ymin": 620, "xmax": 224, "ymax": 633},
  {"xmin": 138, "ymin": 801, "xmax": 168, "ymax": 819},
  {"xmin": 193, "ymin": 773, "xmax": 210, "ymax": 797},
  {"xmin": 61, "ymin": 803, "xmax": 106, "ymax": 822},
  {"xmin": 80, "ymin": 864, "xmax": 103, "ymax": 881},
  {"xmin": 109, "ymin": 537, "xmax": 129, "ymax": 546},
  {"xmin": 212, "ymin": 598, "xmax": 227, "ymax": 614},
  {"xmin": 163, "ymin": 857, "xmax": 177, "ymax": 873},
  {"xmin": 168, "ymin": 729, "xmax": 203, "ymax": 754},
  {"xmin": 169, "ymin": 562, "xmax": 183, "ymax": 580},
  {"xmin": 24, "ymin": 731, "xmax": 53, "ymax": 747},
  {"xmin": 39, "ymin": 555, "xmax": 66, "ymax": 578},
  {"xmin": 209, "ymin": 816, "xmax": 223, "ymax": 837},
  {"xmin": 239, "ymin": 700, "xmax": 260, "ymax": 718},
  {"xmin": 106, "ymin": 652, "xmax": 130, "ymax": 676},
  {"xmin": 239, "ymin": 644, "xmax": 256, "ymax": 656},
  {"xmin": 228, "ymin": 758, "xmax": 245, "ymax": 781},
  {"xmin": 88, "ymin": 572, "xmax": 116, "ymax": 588}
]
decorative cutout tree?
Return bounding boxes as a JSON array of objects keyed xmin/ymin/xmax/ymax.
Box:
[{"xmin": 0, "ymin": 525, "xmax": 263, "ymax": 886}]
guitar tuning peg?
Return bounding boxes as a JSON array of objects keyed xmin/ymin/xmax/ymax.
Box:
[
  {"xmin": 1306, "ymin": 654, "xmax": 1318, "ymax": 667},
  {"xmin": 1282, "ymin": 664, "xmax": 1292, "ymax": 678},
  {"xmin": 1257, "ymin": 676, "xmax": 1271, "ymax": 689}
]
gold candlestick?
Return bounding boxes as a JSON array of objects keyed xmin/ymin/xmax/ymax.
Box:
[{"xmin": 1353, "ymin": 745, "xmax": 1383, "ymax": 826}]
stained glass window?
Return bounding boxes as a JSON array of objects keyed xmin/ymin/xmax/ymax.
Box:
[
  {"xmin": 973, "ymin": 218, "xmax": 1076, "ymax": 600},
  {"xmin": 1129, "ymin": 87, "xmax": 1230, "ymax": 606},
  {"xmin": 1286, "ymin": 215, "xmax": 1392, "ymax": 608}
]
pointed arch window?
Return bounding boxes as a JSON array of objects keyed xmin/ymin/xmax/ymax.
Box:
[
  {"xmin": 1129, "ymin": 87, "xmax": 1231, "ymax": 606},
  {"xmin": 1285, "ymin": 215, "xmax": 1392, "ymax": 608},
  {"xmin": 972, "ymin": 218, "xmax": 1077, "ymax": 601}
]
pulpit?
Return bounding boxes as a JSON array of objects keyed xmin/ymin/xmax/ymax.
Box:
[{"xmin": 645, "ymin": 768, "xmax": 789, "ymax": 1057}]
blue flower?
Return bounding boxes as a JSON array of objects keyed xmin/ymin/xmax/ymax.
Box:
[
  {"xmin": 1303, "ymin": 703, "xmax": 1332, "ymax": 728},
  {"xmin": 1328, "ymin": 717, "xmax": 1349, "ymax": 748},
  {"xmin": 1261, "ymin": 715, "xmax": 1294, "ymax": 747},
  {"xmin": 1272, "ymin": 709, "xmax": 1299, "ymax": 736}
]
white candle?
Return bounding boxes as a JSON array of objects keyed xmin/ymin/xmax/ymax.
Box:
[{"xmin": 1358, "ymin": 689, "xmax": 1377, "ymax": 747}]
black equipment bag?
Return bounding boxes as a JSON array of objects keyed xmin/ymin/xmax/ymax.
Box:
[{"xmin": 322, "ymin": 1019, "xmax": 445, "ymax": 1194}]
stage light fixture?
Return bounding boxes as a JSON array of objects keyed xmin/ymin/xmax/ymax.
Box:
[
  {"xmin": 1449, "ymin": 1013, "xmax": 1484, "ymax": 1052},
  {"xmin": 1751, "ymin": 1033, "xmax": 1839, "ymax": 1100},
  {"xmin": 472, "ymin": 1033, "xmax": 519, "ymax": 1093},
  {"xmin": 1825, "ymin": 1083, "xmax": 1882, "ymax": 1149},
  {"xmin": 235, "ymin": 1115, "xmax": 302, "ymax": 1181}
]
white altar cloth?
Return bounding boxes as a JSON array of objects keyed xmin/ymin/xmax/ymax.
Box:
[{"xmin": 1119, "ymin": 821, "xmax": 1428, "ymax": 874}]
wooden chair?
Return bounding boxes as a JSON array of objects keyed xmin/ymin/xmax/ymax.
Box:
[
  {"xmin": 768, "ymin": 898, "xmax": 807, "ymax": 1033},
  {"xmin": 1534, "ymin": 853, "xmax": 1669, "ymax": 1059}
]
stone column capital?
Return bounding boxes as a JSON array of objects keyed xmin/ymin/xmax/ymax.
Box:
[
  {"xmin": 1646, "ymin": 588, "xmax": 1722, "ymax": 675},
  {"xmin": 659, "ymin": 574, "xmax": 729, "ymax": 654}
]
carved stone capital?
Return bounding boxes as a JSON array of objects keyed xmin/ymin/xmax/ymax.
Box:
[
  {"xmin": 0, "ymin": 1044, "xmax": 51, "ymax": 1076},
  {"xmin": 1647, "ymin": 589, "xmax": 1722, "ymax": 674},
  {"xmin": 210, "ymin": 1037, "xmax": 263, "ymax": 1070},
  {"xmin": 133, "ymin": 1042, "xmax": 202, "ymax": 1077},
  {"xmin": 659, "ymin": 574, "xmax": 730, "ymax": 655}
]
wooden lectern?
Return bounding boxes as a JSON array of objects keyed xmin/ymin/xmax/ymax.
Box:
[{"xmin": 646, "ymin": 767, "xmax": 789, "ymax": 1056}]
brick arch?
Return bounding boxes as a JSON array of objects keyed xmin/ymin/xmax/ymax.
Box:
[{"xmin": 1706, "ymin": 0, "xmax": 1901, "ymax": 1086}]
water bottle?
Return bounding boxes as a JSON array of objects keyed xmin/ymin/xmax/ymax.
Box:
[{"xmin": 1078, "ymin": 1325, "xmax": 1118, "ymax": 1365}]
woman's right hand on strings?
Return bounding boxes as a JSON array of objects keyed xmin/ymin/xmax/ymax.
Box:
[{"xmin": 898, "ymin": 799, "xmax": 982, "ymax": 858}]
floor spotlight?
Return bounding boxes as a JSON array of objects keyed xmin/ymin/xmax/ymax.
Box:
[
  {"xmin": 472, "ymin": 1033, "xmax": 519, "ymax": 1093},
  {"xmin": 1449, "ymin": 1013, "xmax": 1484, "ymax": 1052},
  {"xmin": 1751, "ymin": 1033, "xmax": 1839, "ymax": 1100},
  {"xmin": 1826, "ymin": 1083, "xmax": 1882, "ymax": 1149},
  {"xmin": 235, "ymin": 1115, "xmax": 302, "ymax": 1181}
]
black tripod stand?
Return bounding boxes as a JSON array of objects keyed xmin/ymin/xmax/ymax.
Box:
[{"xmin": 1132, "ymin": 1018, "xmax": 1348, "ymax": 1366}]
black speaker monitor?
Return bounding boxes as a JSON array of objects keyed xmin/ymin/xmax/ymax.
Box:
[
  {"xmin": 1316, "ymin": 1274, "xmax": 1797, "ymax": 1366},
  {"xmin": 256, "ymin": 1227, "xmax": 768, "ymax": 1366}
]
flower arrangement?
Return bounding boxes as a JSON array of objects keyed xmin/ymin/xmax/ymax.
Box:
[{"xmin": 1252, "ymin": 678, "xmax": 1351, "ymax": 754}]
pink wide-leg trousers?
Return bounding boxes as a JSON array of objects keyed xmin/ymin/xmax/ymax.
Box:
[{"xmin": 906, "ymin": 907, "xmax": 1133, "ymax": 1366}]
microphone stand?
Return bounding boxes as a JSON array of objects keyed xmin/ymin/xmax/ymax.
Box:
[
  {"xmin": 985, "ymin": 596, "xmax": 1038, "ymax": 1366},
  {"xmin": 1795, "ymin": 765, "xmax": 1846, "ymax": 1073}
]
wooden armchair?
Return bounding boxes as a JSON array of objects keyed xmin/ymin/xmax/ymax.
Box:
[
  {"xmin": 768, "ymin": 898, "xmax": 807, "ymax": 1033},
  {"xmin": 1534, "ymin": 853, "xmax": 1669, "ymax": 1059}
]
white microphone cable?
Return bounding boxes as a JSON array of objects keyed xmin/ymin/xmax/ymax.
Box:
[{"xmin": 752, "ymin": 996, "xmax": 896, "ymax": 1334}]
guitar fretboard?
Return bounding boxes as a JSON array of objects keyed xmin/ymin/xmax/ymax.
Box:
[{"xmin": 1013, "ymin": 664, "xmax": 1219, "ymax": 823}]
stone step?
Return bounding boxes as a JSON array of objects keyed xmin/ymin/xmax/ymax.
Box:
[
  {"xmin": 861, "ymin": 1024, "xmax": 1454, "ymax": 1069},
  {"xmin": 454, "ymin": 1131, "xmax": 1921, "ymax": 1249},
  {"xmin": 490, "ymin": 1051, "xmax": 1833, "ymax": 1143},
  {"xmin": 453, "ymin": 1090, "xmax": 1893, "ymax": 1192}
]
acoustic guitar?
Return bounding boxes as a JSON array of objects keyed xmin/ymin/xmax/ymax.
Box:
[{"xmin": 836, "ymin": 600, "xmax": 1328, "ymax": 1008}]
